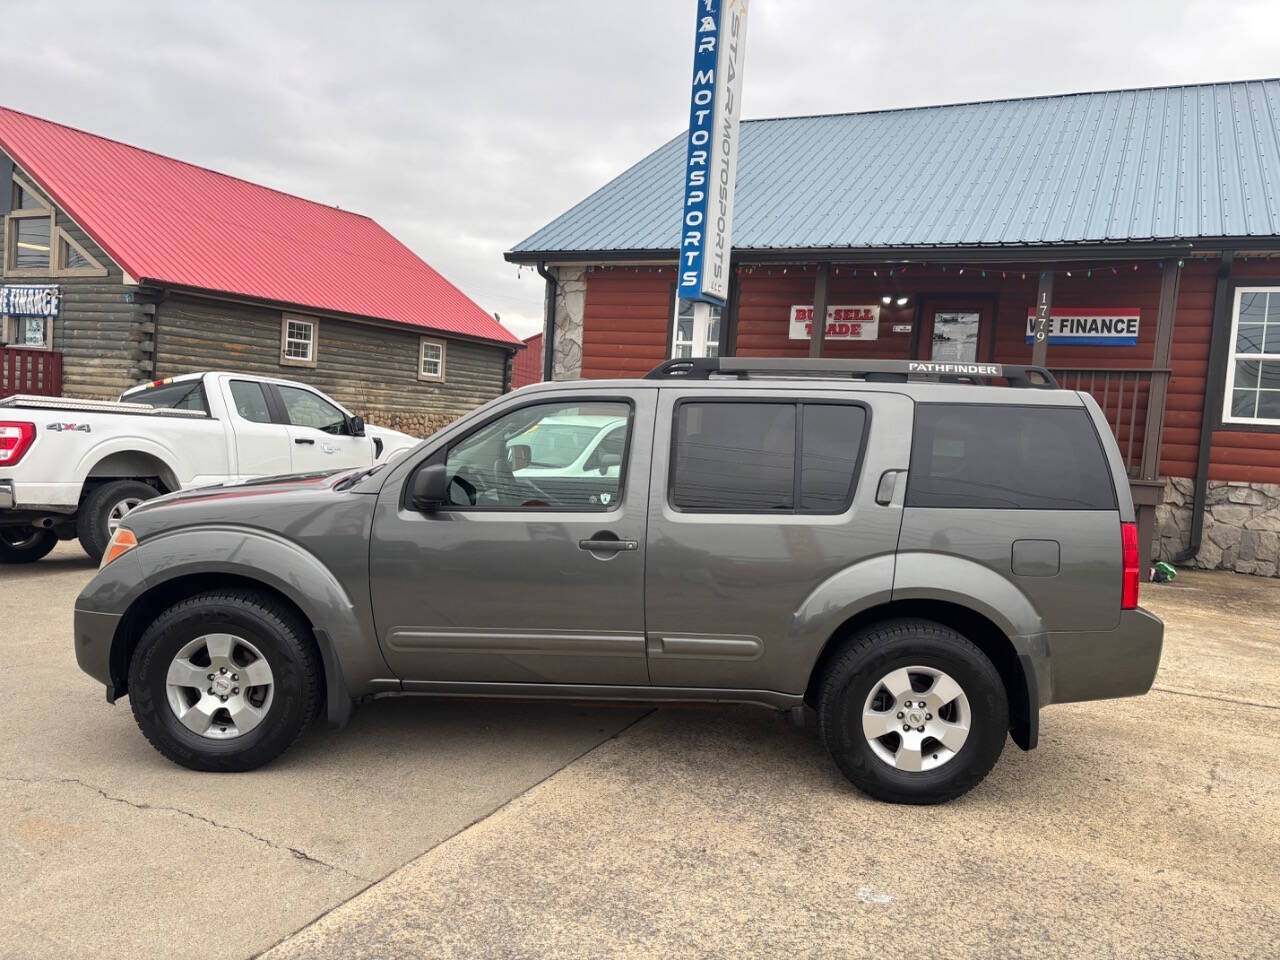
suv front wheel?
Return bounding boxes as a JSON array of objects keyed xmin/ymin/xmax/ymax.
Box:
[
  {"xmin": 817, "ymin": 619, "xmax": 1008, "ymax": 804},
  {"xmin": 128, "ymin": 590, "xmax": 322, "ymax": 771}
]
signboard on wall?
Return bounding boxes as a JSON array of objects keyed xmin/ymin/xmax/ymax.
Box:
[
  {"xmin": 789, "ymin": 304, "xmax": 881, "ymax": 341},
  {"xmin": 676, "ymin": 0, "xmax": 749, "ymax": 307},
  {"xmin": 0, "ymin": 284, "xmax": 61, "ymax": 318},
  {"xmin": 1024, "ymin": 307, "xmax": 1140, "ymax": 346}
]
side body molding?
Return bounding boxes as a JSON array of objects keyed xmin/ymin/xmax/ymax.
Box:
[{"xmin": 125, "ymin": 526, "xmax": 393, "ymax": 708}]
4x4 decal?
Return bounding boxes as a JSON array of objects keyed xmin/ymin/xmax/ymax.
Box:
[{"xmin": 46, "ymin": 422, "xmax": 91, "ymax": 433}]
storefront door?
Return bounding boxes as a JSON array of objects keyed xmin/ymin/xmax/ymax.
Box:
[{"xmin": 916, "ymin": 301, "xmax": 992, "ymax": 363}]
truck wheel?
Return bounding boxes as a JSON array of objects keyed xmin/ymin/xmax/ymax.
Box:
[
  {"xmin": 127, "ymin": 590, "xmax": 322, "ymax": 772},
  {"xmin": 77, "ymin": 480, "xmax": 158, "ymax": 562},
  {"xmin": 817, "ymin": 619, "xmax": 1008, "ymax": 805},
  {"xmin": 0, "ymin": 527, "xmax": 58, "ymax": 563}
]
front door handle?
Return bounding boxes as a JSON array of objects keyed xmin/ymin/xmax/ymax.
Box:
[
  {"xmin": 294, "ymin": 438, "xmax": 315, "ymax": 445},
  {"xmin": 578, "ymin": 534, "xmax": 638, "ymax": 553}
]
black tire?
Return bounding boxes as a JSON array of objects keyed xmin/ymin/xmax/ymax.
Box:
[
  {"xmin": 0, "ymin": 527, "xmax": 58, "ymax": 563},
  {"xmin": 128, "ymin": 590, "xmax": 322, "ymax": 772},
  {"xmin": 817, "ymin": 618, "xmax": 1008, "ymax": 804},
  {"xmin": 77, "ymin": 479, "xmax": 159, "ymax": 562}
]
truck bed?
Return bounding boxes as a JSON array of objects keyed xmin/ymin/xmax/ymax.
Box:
[{"xmin": 0, "ymin": 395, "xmax": 207, "ymax": 418}]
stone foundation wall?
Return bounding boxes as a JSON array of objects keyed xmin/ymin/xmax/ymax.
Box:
[
  {"xmin": 357, "ymin": 408, "xmax": 455, "ymax": 440},
  {"xmin": 550, "ymin": 267, "xmax": 586, "ymax": 380},
  {"xmin": 1156, "ymin": 478, "xmax": 1280, "ymax": 577}
]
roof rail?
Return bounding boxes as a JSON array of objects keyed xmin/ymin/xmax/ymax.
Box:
[{"xmin": 644, "ymin": 357, "xmax": 1059, "ymax": 389}]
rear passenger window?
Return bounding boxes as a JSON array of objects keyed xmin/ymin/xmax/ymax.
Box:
[
  {"xmin": 800, "ymin": 405, "xmax": 866, "ymax": 511},
  {"xmin": 672, "ymin": 402, "xmax": 865, "ymax": 513},
  {"xmin": 906, "ymin": 404, "xmax": 1116, "ymax": 510},
  {"xmin": 229, "ymin": 381, "xmax": 273, "ymax": 424}
]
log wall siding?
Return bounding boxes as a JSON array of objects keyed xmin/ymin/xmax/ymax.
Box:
[
  {"xmin": 154, "ymin": 294, "xmax": 507, "ymax": 434},
  {"xmin": 1, "ymin": 157, "xmax": 147, "ymax": 398},
  {"xmin": 573, "ymin": 257, "xmax": 1280, "ymax": 485}
]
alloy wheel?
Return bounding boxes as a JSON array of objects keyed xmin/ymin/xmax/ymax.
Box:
[
  {"xmin": 106, "ymin": 497, "xmax": 145, "ymax": 536},
  {"xmin": 861, "ymin": 665, "xmax": 971, "ymax": 772},
  {"xmin": 164, "ymin": 633, "xmax": 275, "ymax": 740}
]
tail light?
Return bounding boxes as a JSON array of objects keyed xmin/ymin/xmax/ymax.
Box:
[
  {"xmin": 1121, "ymin": 521, "xmax": 1140, "ymax": 609},
  {"xmin": 0, "ymin": 422, "xmax": 35, "ymax": 466}
]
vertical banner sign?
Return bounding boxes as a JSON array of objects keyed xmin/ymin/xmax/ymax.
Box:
[{"xmin": 677, "ymin": 0, "xmax": 748, "ymax": 307}]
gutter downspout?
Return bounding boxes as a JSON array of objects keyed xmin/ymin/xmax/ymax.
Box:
[
  {"xmin": 1176, "ymin": 249, "xmax": 1234, "ymax": 564},
  {"xmin": 536, "ymin": 262, "xmax": 556, "ymax": 382}
]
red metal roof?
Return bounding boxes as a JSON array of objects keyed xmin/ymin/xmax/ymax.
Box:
[
  {"xmin": 510, "ymin": 332, "xmax": 543, "ymax": 388},
  {"xmin": 0, "ymin": 107, "xmax": 518, "ymax": 346}
]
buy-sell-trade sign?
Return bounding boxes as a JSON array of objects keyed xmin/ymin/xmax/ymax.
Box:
[{"xmin": 677, "ymin": 0, "xmax": 749, "ymax": 307}]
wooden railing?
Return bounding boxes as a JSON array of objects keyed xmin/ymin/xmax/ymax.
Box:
[
  {"xmin": 1049, "ymin": 367, "xmax": 1170, "ymax": 477},
  {"xmin": 0, "ymin": 348, "xmax": 62, "ymax": 398}
]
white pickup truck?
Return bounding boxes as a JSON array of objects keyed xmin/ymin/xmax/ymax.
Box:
[{"xmin": 0, "ymin": 371, "xmax": 417, "ymax": 563}]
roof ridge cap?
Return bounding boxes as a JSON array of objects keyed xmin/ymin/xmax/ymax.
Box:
[{"xmin": 742, "ymin": 75, "xmax": 1280, "ymax": 125}]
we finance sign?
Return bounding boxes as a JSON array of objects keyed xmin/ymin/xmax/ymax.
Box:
[
  {"xmin": 1024, "ymin": 307, "xmax": 1140, "ymax": 346},
  {"xmin": 677, "ymin": 0, "xmax": 748, "ymax": 307}
]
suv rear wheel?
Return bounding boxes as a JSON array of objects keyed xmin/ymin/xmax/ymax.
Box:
[
  {"xmin": 817, "ymin": 618, "xmax": 1008, "ymax": 804},
  {"xmin": 128, "ymin": 590, "xmax": 321, "ymax": 772}
]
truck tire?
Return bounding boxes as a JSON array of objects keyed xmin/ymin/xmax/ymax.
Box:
[
  {"xmin": 0, "ymin": 527, "xmax": 58, "ymax": 563},
  {"xmin": 817, "ymin": 618, "xmax": 1008, "ymax": 805},
  {"xmin": 77, "ymin": 480, "xmax": 158, "ymax": 562},
  {"xmin": 127, "ymin": 589, "xmax": 322, "ymax": 772}
]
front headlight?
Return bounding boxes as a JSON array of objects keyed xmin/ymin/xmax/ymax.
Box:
[{"xmin": 100, "ymin": 527, "xmax": 138, "ymax": 569}]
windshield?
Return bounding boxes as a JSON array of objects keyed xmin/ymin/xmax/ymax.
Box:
[{"xmin": 512, "ymin": 424, "xmax": 601, "ymax": 468}]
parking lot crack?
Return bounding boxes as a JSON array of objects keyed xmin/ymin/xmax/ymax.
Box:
[
  {"xmin": 2, "ymin": 775, "xmax": 367, "ymax": 882},
  {"xmin": 1149, "ymin": 685, "xmax": 1278, "ymax": 711}
]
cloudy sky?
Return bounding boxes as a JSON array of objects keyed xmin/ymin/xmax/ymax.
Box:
[{"xmin": 6, "ymin": 0, "xmax": 1278, "ymax": 338}]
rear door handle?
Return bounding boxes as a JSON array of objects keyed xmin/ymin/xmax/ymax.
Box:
[
  {"xmin": 578, "ymin": 536, "xmax": 638, "ymax": 553},
  {"xmin": 294, "ymin": 438, "xmax": 315, "ymax": 445},
  {"xmin": 876, "ymin": 469, "xmax": 905, "ymax": 506}
]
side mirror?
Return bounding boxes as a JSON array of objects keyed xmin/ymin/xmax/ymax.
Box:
[
  {"xmin": 409, "ymin": 463, "xmax": 449, "ymax": 511},
  {"xmin": 507, "ymin": 443, "xmax": 532, "ymax": 471},
  {"xmin": 597, "ymin": 452, "xmax": 622, "ymax": 475},
  {"xmin": 347, "ymin": 415, "xmax": 366, "ymax": 437}
]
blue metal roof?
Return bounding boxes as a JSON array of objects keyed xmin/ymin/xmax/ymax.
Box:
[{"xmin": 511, "ymin": 80, "xmax": 1280, "ymax": 256}]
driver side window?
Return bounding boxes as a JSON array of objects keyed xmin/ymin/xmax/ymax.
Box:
[{"xmin": 445, "ymin": 400, "xmax": 631, "ymax": 510}]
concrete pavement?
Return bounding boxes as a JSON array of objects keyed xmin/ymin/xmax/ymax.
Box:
[{"xmin": 4, "ymin": 543, "xmax": 1278, "ymax": 959}]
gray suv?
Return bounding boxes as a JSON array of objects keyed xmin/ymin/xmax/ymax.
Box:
[{"xmin": 74, "ymin": 358, "xmax": 1163, "ymax": 804}]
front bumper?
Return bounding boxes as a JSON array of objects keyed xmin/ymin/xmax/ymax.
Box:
[{"xmin": 1045, "ymin": 607, "xmax": 1164, "ymax": 704}]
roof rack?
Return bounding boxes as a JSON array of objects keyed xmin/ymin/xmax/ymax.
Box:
[{"xmin": 644, "ymin": 358, "xmax": 1058, "ymax": 389}]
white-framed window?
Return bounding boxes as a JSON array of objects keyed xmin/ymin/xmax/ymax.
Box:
[
  {"xmin": 1223, "ymin": 287, "xmax": 1280, "ymax": 426},
  {"xmin": 280, "ymin": 314, "xmax": 317, "ymax": 366},
  {"xmin": 419, "ymin": 337, "xmax": 446, "ymax": 381},
  {"xmin": 671, "ymin": 299, "xmax": 722, "ymax": 359}
]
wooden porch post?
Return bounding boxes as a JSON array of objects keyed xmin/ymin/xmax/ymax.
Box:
[
  {"xmin": 809, "ymin": 262, "xmax": 831, "ymax": 358},
  {"xmin": 1030, "ymin": 269, "xmax": 1054, "ymax": 368},
  {"xmin": 1140, "ymin": 260, "xmax": 1182, "ymax": 481}
]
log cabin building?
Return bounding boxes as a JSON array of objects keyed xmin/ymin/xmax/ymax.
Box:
[
  {"xmin": 508, "ymin": 79, "xmax": 1280, "ymax": 576},
  {"xmin": 0, "ymin": 107, "xmax": 520, "ymax": 437}
]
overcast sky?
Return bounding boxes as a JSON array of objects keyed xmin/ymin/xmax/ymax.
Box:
[{"xmin": 6, "ymin": 0, "xmax": 1279, "ymax": 338}]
